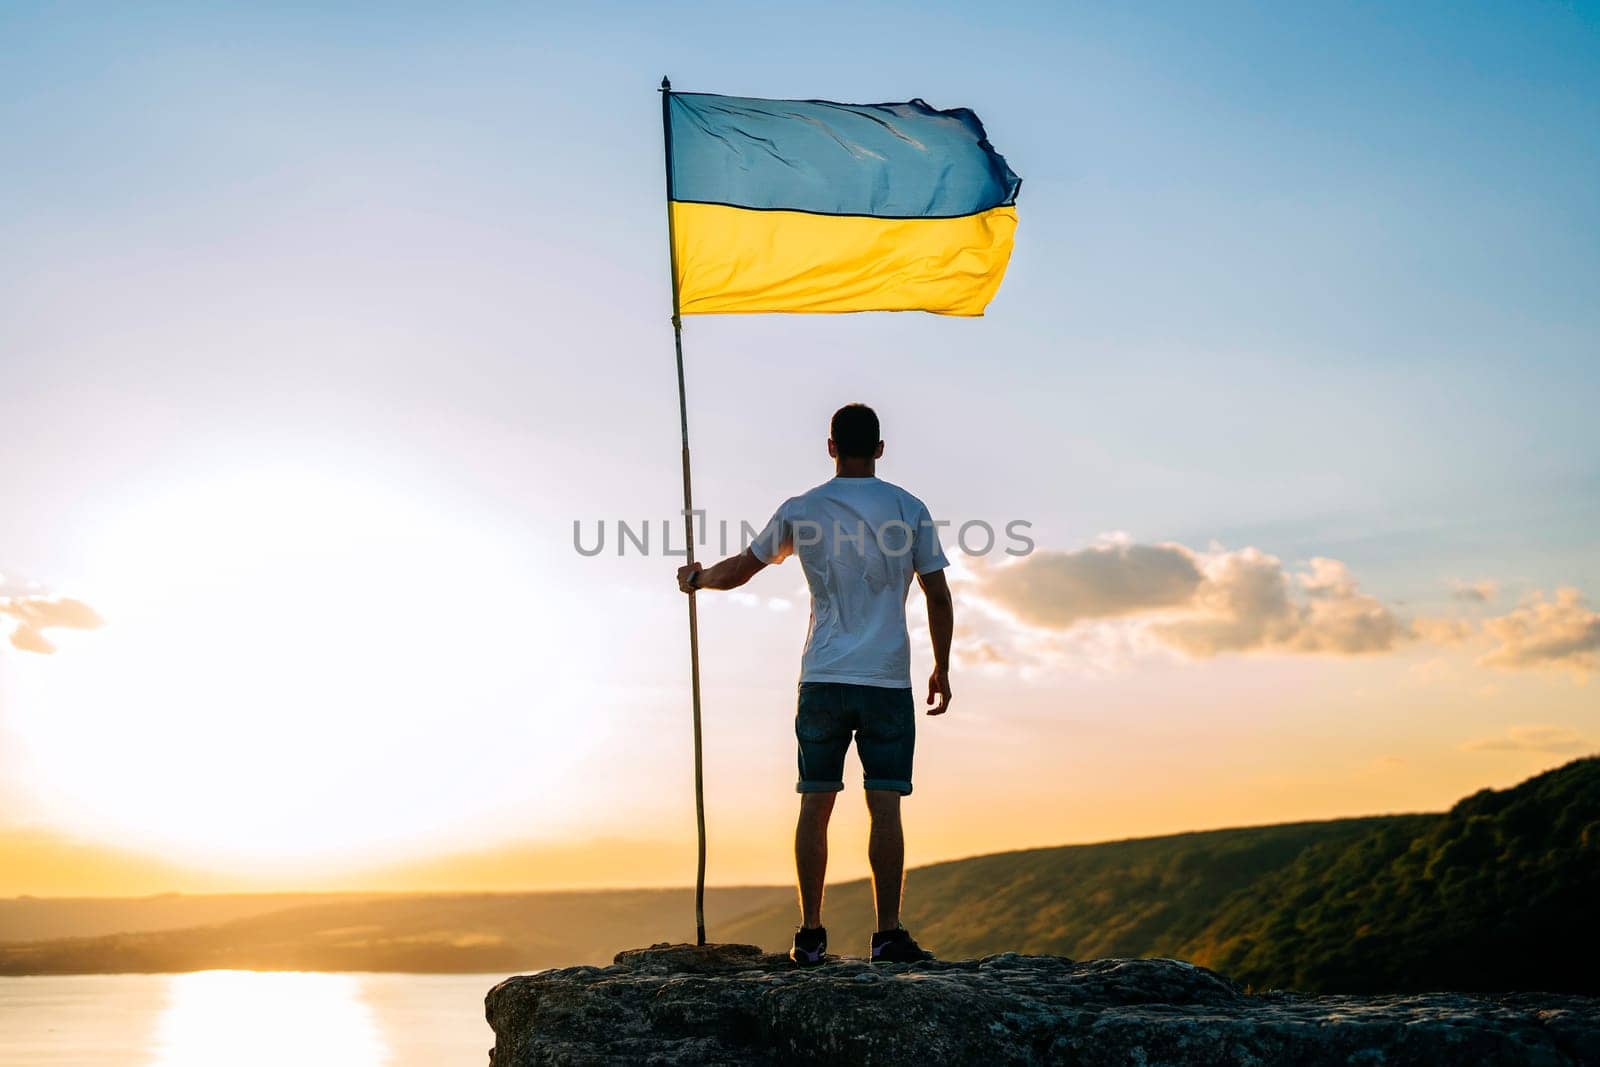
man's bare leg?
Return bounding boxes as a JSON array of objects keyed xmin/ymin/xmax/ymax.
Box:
[
  {"xmin": 795, "ymin": 792, "xmax": 836, "ymax": 928},
  {"xmin": 866, "ymin": 789, "xmax": 904, "ymax": 932}
]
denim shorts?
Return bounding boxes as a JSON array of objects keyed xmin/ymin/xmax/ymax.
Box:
[{"xmin": 795, "ymin": 681, "xmax": 916, "ymax": 796}]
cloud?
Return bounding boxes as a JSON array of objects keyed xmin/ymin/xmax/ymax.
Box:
[
  {"xmin": 978, "ymin": 542, "xmax": 1403, "ymax": 661},
  {"xmin": 936, "ymin": 570, "xmax": 1150, "ymax": 677},
  {"xmin": 1478, "ymin": 588, "xmax": 1600, "ymax": 679},
  {"xmin": 1461, "ymin": 725, "xmax": 1594, "ymax": 755},
  {"xmin": 960, "ymin": 544, "xmax": 1597, "ymax": 680},
  {"xmin": 0, "ymin": 582, "xmax": 104, "ymax": 655},
  {"xmin": 1151, "ymin": 547, "xmax": 1298, "ymax": 655},
  {"xmin": 1160, "ymin": 553, "xmax": 1401, "ymax": 656},
  {"xmin": 952, "ymin": 636, "xmax": 1007, "ymax": 667},
  {"xmin": 1285, "ymin": 558, "xmax": 1405, "ymax": 654},
  {"xmin": 1452, "ymin": 579, "xmax": 1500, "ymax": 603},
  {"xmin": 1411, "ymin": 617, "xmax": 1474, "ymax": 645},
  {"xmin": 978, "ymin": 542, "xmax": 1203, "ymax": 628}
]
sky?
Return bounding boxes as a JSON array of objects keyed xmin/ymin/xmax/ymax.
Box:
[{"xmin": 1, "ymin": 1, "xmax": 1597, "ymax": 894}]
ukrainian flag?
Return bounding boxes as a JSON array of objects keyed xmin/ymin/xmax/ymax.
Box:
[{"xmin": 666, "ymin": 92, "xmax": 1021, "ymax": 317}]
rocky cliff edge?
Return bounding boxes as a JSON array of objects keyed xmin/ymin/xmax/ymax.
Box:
[{"xmin": 485, "ymin": 942, "xmax": 1600, "ymax": 1065}]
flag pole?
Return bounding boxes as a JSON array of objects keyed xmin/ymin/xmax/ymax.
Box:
[{"xmin": 660, "ymin": 75, "xmax": 708, "ymax": 947}]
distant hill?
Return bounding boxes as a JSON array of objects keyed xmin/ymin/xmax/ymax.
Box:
[
  {"xmin": 0, "ymin": 889, "xmax": 790, "ymax": 979},
  {"xmin": 0, "ymin": 892, "xmax": 375, "ymax": 942},
  {"xmin": 0, "ymin": 887, "xmax": 789, "ymax": 974},
  {"xmin": 2, "ymin": 758, "xmax": 1594, "ymax": 992}
]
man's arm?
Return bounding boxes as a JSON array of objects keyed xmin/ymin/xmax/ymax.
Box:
[
  {"xmin": 917, "ymin": 568, "xmax": 953, "ymax": 715},
  {"xmin": 676, "ymin": 548, "xmax": 768, "ymax": 593}
]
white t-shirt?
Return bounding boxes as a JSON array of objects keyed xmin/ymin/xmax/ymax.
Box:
[{"xmin": 751, "ymin": 476, "xmax": 949, "ymax": 688}]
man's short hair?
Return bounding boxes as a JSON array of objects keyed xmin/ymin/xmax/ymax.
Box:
[{"xmin": 830, "ymin": 403, "xmax": 880, "ymax": 459}]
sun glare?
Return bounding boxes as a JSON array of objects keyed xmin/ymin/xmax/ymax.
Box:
[
  {"xmin": 148, "ymin": 971, "xmax": 387, "ymax": 1066},
  {"xmin": 7, "ymin": 467, "xmax": 603, "ymax": 871}
]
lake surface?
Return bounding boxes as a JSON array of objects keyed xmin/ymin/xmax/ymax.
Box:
[{"xmin": 0, "ymin": 971, "xmax": 506, "ymax": 1066}]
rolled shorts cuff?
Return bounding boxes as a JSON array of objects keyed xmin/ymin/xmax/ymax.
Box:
[
  {"xmin": 863, "ymin": 778, "xmax": 913, "ymax": 796},
  {"xmin": 796, "ymin": 779, "xmax": 845, "ymax": 794}
]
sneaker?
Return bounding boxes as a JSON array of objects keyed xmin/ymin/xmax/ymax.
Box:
[
  {"xmin": 790, "ymin": 925, "xmax": 828, "ymax": 967},
  {"xmin": 870, "ymin": 926, "xmax": 934, "ymax": 964}
]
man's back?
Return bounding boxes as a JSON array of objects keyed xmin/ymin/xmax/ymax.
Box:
[
  {"xmin": 674, "ymin": 402, "xmax": 952, "ymax": 966},
  {"xmin": 753, "ymin": 476, "xmax": 947, "ymax": 687}
]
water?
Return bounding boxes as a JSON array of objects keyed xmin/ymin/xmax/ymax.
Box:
[{"xmin": 0, "ymin": 971, "xmax": 506, "ymax": 1066}]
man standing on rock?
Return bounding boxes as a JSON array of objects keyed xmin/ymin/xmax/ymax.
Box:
[{"xmin": 676, "ymin": 403, "xmax": 953, "ymax": 966}]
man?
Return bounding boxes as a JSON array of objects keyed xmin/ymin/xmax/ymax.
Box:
[{"xmin": 676, "ymin": 403, "xmax": 954, "ymax": 966}]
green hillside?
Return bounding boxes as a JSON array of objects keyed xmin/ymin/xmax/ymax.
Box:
[
  {"xmin": 722, "ymin": 757, "xmax": 1599, "ymax": 993},
  {"xmin": 718, "ymin": 817, "xmax": 1408, "ymax": 960},
  {"xmin": 1189, "ymin": 756, "xmax": 1600, "ymax": 993}
]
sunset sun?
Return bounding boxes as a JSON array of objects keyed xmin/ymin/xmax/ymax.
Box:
[{"xmin": 6, "ymin": 467, "xmax": 593, "ymax": 869}]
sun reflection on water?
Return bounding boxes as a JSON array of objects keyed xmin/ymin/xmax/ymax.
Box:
[{"xmin": 147, "ymin": 971, "xmax": 389, "ymax": 1067}]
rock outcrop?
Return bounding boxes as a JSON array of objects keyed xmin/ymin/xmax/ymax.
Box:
[{"xmin": 485, "ymin": 943, "xmax": 1600, "ymax": 1065}]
